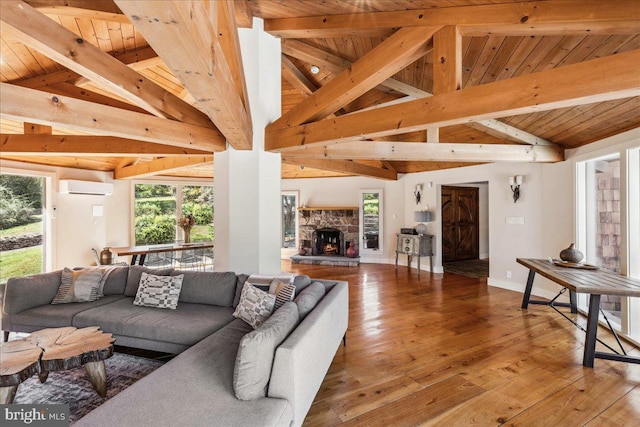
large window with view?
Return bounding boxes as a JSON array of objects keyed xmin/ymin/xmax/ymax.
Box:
[
  {"xmin": 134, "ymin": 183, "xmax": 213, "ymax": 246},
  {"xmin": 0, "ymin": 173, "xmax": 48, "ymax": 284},
  {"xmin": 576, "ymin": 146, "xmax": 640, "ymax": 344}
]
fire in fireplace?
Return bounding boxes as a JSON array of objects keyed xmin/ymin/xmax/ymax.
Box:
[{"xmin": 312, "ymin": 228, "xmax": 345, "ymax": 256}]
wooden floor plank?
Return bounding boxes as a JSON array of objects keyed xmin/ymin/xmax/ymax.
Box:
[{"xmin": 281, "ymin": 262, "xmax": 639, "ymax": 426}]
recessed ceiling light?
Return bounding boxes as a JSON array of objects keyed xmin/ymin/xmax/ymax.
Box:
[{"xmin": 310, "ymin": 65, "xmax": 320, "ymax": 74}]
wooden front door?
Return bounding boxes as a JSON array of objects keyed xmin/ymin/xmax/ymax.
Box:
[{"xmin": 441, "ymin": 186, "xmax": 479, "ymax": 262}]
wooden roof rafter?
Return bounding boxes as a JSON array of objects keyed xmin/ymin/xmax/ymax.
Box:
[
  {"xmin": 264, "ymin": 0, "xmax": 640, "ymax": 38},
  {"xmin": 281, "ymin": 38, "xmax": 553, "ymax": 147},
  {"xmin": 114, "ymin": 0, "xmax": 253, "ymax": 150},
  {"xmin": 0, "ymin": 1, "xmax": 214, "ymax": 129},
  {"xmin": 266, "ymin": 49, "xmax": 640, "ymax": 152},
  {"xmin": 114, "ymin": 155, "xmax": 214, "ymax": 179}
]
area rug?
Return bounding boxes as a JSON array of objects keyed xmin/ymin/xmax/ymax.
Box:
[
  {"xmin": 443, "ymin": 259, "xmax": 490, "ymax": 278},
  {"xmin": 12, "ymin": 352, "xmax": 164, "ymax": 424}
]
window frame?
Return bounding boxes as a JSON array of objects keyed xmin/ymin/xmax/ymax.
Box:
[
  {"xmin": 131, "ymin": 178, "xmax": 214, "ymax": 245},
  {"xmin": 359, "ymin": 189, "xmax": 384, "ymax": 254},
  {"xmin": 281, "ymin": 190, "xmax": 299, "ymax": 250}
]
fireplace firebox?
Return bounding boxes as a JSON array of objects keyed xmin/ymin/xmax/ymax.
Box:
[{"xmin": 312, "ymin": 228, "xmax": 345, "ymax": 256}]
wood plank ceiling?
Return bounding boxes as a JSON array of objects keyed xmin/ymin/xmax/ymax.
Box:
[{"xmin": 0, "ymin": 1, "xmax": 638, "ymax": 180}]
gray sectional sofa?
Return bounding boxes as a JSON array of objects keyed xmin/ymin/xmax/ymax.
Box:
[{"xmin": 1, "ymin": 265, "xmax": 349, "ymax": 427}]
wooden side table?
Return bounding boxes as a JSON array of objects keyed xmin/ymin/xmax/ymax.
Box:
[{"xmin": 395, "ymin": 234, "xmax": 434, "ymax": 276}]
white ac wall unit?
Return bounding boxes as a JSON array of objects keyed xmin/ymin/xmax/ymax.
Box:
[{"xmin": 59, "ymin": 179, "xmax": 113, "ymax": 196}]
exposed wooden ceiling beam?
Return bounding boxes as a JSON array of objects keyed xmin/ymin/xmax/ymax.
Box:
[
  {"xmin": 264, "ymin": 1, "xmax": 640, "ymax": 38},
  {"xmin": 271, "ymin": 27, "xmax": 438, "ymax": 129},
  {"xmin": 115, "ymin": 0, "xmax": 253, "ymax": 150},
  {"xmin": 0, "ymin": 134, "xmax": 211, "ymax": 156},
  {"xmin": 24, "ymin": 123, "xmax": 52, "ymax": 135},
  {"xmin": 0, "ymin": 83, "xmax": 225, "ymax": 151},
  {"xmin": 114, "ymin": 156, "xmax": 213, "ymax": 179},
  {"xmin": 433, "ymin": 26, "xmax": 462, "ymax": 95},
  {"xmin": 282, "ymin": 157, "xmax": 397, "ymax": 181},
  {"xmin": 46, "ymin": 82, "xmax": 150, "ymax": 114},
  {"xmin": 281, "ymin": 55, "xmax": 317, "ymax": 97},
  {"xmin": 25, "ymin": 0, "xmax": 129, "ymax": 23},
  {"xmin": 233, "ymin": 0, "xmax": 253, "ymax": 28},
  {"xmin": 1, "ymin": 1, "xmax": 213, "ymax": 128},
  {"xmin": 12, "ymin": 47, "xmax": 160, "ymax": 89},
  {"xmin": 266, "ymin": 50, "xmax": 640, "ymax": 151},
  {"xmin": 282, "ymin": 39, "xmax": 550, "ymax": 146},
  {"xmin": 283, "ymin": 141, "xmax": 564, "ymax": 163}
]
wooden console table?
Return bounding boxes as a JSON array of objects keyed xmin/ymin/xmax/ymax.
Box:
[
  {"xmin": 112, "ymin": 242, "xmax": 213, "ymax": 266},
  {"xmin": 395, "ymin": 234, "xmax": 434, "ymax": 276},
  {"xmin": 518, "ymin": 258, "xmax": 640, "ymax": 368}
]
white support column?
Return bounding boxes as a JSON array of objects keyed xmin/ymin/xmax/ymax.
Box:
[{"xmin": 214, "ymin": 19, "xmax": 282, "ymax": 274}]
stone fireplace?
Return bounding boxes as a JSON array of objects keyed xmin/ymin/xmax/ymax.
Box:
[
  {"xmin": 293, "ymin": 207, "xmax": 359, "ymax": 266},
  {"xmin": 312, "ymin": 228, "xmax": 344, "ymax": 256}
]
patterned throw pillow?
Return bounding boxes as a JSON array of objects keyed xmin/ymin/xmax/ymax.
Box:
[
  {"xmin": 233, "ymin": 283, "xmax": 276, "ymax": 328},
  {"xmin": 133, "ymin": 272, "xmax": 184, "ymax": 310},
  {"xmin": 269, "ymin": 281, "xmax": 296, "ymax": 311},
  {"xmin": 51, "ymin": 268, "xmax": 104, "ymax": 304}
]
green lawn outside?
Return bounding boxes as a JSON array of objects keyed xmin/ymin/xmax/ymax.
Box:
[
  {"xmin": 190, "ymin": 224, "xmax": 213, "ymax": 242},
  {"xmin": 0, "ymin": 246, "xmax": 43, "ymax": 284},
  {"xmin": 0, "ymin": 218, "xmax": 42, "ymax": 238}
]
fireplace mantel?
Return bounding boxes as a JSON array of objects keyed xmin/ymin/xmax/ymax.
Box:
[{"xmin": 298, "ymin": 206, "xmax": 358, "ymax": 211}]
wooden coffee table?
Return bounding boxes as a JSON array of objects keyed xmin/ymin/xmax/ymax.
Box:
[{"xmin": 0, "ymin": 326, "xmax": 114, "ymax": 404}]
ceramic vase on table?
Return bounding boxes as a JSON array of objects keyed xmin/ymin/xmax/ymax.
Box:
[
  {"xmin": 99, "ymin": 247, "xmax": 113, "ymax": 265},
  {"xmin": 559, "ymin": 243, "xmax": 583, "ymax": 263}
]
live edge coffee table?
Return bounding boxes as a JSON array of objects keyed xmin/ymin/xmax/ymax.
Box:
[{"xmin": 0, "ymin": 326, "xmax": 114, "ymax": 404}]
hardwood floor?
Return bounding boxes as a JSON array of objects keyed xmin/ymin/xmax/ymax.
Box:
[{"xmin": 282, "ymin": 262, "xmax": 640, "ymax": 426}]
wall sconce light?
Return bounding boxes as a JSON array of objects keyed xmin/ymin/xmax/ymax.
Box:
[
  {"xmin": 414, "ymin": 210, "xmax": 432, "ymax": 235},
  {"xmin": 414, "ymin": 183, "xmax": 423, "ymax": 205},
  {"xmin": 509, "ymin": 175, "xmax": 523, "ymax": 203}
]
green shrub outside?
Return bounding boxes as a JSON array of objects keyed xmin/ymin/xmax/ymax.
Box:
[
  {"xmin": 182, "ymin": 202, "xmax": 213, "ymax": 225},
  {"xmin": 0, "ymin": 185, "xmax": 38, "ymax": 229},
  {"xmin": 135, "ymin": 214, "xmax": 176, "ymax": 244}
]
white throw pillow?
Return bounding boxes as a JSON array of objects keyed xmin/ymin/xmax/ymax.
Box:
[
  {"xmin": 133, "ymin": 272, "xmax": 184, "ymax": 310},
  {"xmin": 233, "ymin": 283, "xmax": 276, "ymax": 328}
]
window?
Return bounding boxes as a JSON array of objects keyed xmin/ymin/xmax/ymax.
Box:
[
  {"xmin": 0, "ymin": 172, "xmax": 50, "ymax": 284},
  {"xmin": 359, "ymin": 190, "xmax": 383, "ymax": 253},
  {"xmin": 577, "ymin": 147, "xmax": 640, "ymax": 344},
  {"xmin": 134, "ymin": 183, "xmax": 213, "ymax": 245},
  {"xmin": 281, "ymin": 191, "xmax": 298, "ymax": 248}
]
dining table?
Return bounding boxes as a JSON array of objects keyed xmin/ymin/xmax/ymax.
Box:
[{"xmin": 111, "ymin": 242, "xmax": 214, "ymax": 266}]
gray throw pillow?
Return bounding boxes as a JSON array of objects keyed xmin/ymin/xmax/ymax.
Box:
[
  {"xmin": 293, "ymin": 281, "xmax": 326, "ymax": 321},
  {"xmin": 233, "ymin": 302, "xmax": 299, "ymax": 400},
  {"xmin": 51, "ymin": 268, "xmax": 104, "ymax": 304}
]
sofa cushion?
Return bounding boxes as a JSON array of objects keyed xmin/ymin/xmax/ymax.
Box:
[
  {"xmin": 171, "ymin": 271, "xmax": 237, "ymax": 307},
  {"xmin": 134, "ymin": 273, "xmax": 184, "ymax": 309},
  {"xmin": 3, "ymin": 270, "xmax": 62, "ymax": 314},
  {"xmin": 72, "ymin": 297, "xmax": 234, "ymax": 347},
  {"xmin": 233, "ymin": 284, "xmax": 275, "ymax": 329},
  {"xmin": 294, "ymin": 281, "xmax": 326, "ymax": 321},
  {"xmin": 233, "ymin": 302, "xmax": 299, "ymax": 401},
  {"xmin": 11, "ymin": 295, "xmax": 126, "ymax": 328},
  {"xmin": 74, "ymin": 319, "xmax": 292, "ymax": 427},
  {"xmin": 293, "ymin": 275, "xmax": 312, "ymax": 296},
  {"xmin": 233, "ymin": 274, "xmax": 250, "ymax": 308},
  {"xmin": 124, "ymin": 265, "xmax": 173, "ymax": 296},
  {"xmin": 101, "ymin": 265, "xmax": 129, "ymax": 295},
  {"xmin": 52, "ymin": 268, "xmax": 103, "ymax": 304}
]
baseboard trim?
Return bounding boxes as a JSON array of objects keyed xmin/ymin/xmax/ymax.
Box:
[{"xmin": 487, "ymin": 278, "xmax": 568, "ymax": 301}]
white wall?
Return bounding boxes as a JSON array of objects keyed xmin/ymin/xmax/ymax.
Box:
[{"xmin": 0, "ymin": 159, "xmax": 126, "ymax": 269}]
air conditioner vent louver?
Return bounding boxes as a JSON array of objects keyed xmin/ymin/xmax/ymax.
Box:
[{"xmin": 59, "ymin": 179, "xmax": 113, "ymax": 196}]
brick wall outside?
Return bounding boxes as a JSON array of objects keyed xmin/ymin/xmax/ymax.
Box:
[{"xmin": 595, "ymin": 159, "xmax": 621, "ymax": 313}]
